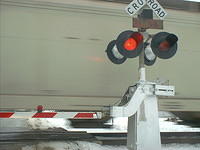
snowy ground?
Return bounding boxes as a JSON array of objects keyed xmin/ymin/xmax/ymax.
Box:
[
  {"xmin": 21, "ymin": 117, "xmax": 200, "ymax": 150},
  {"xmin": 160, "ymin": 118, "xmax": 200, "ymax": 132},
  {"xmin": 21, "ymin": 141, "xmax": 200, "ymax": 150},
  {"xmin": 25, "ymin": 117, "xmax": 200, "ymax": 133},
  {"xmin": 21, "ymin": 141, "xmax": 126, "ymax": 150},
  {"xmin": 1, "ymin": 112, "xmax": 200, "ymax": 150},
  {"xmin": 27, "ymin": 118, "xmax": 71, "ymax": 130}
]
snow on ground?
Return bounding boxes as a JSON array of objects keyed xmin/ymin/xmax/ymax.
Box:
[
  {"xmin": 21, "ymin": 141, "xmax": 127, "ymax": 150},
  {"xmin": 26, "ymin": 117, "xmax": 200, "ymax": 132},
  {"xmin": 21, "ymin": 142, "xmax": 200, "ymax": 150},
  {"xmin": 160, "ymin": 118, "xmax": 200, "ymax": 132},
  {"xmin": 9, "ymin": 116, "xmax": 200, "ymax": 150},
  {"xmin": 27, "ymin": 118, "xmax": 71, "ymax": 130},
  {"xmin": 162, "ymin": 144, "xmax": 200, "ymax": 150},
  {"xmin": 110, "ymin": 117, "xmax": 200, "ymax": 132}
]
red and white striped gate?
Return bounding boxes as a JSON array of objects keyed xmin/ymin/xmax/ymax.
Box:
[{"xmin": 0, "ymin": 111, "xmax": 102, "ymax": 119}]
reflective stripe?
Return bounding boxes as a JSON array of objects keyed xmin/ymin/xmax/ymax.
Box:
[
  {"xmin": 74, "ymin": 113, "xmax": 95, "ymax": 119},
  {"xmin": 32, "ymin": 112, "xmax": 57, "ymax": 118},
  {"xmin": 0, "ymin": 112, "xmax": 14, "ymax": 118}
]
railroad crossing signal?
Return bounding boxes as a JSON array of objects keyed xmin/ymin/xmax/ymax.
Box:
[
  {"xmin": 106, "ymin": 31, "xmax": 178, "ymax": 65},
  {"xmin": 126, "ymin": 0, "xmax": 167, "ymax": 20},
  {"xmin": 106, "ymin": 0, "xmax": 176, "ymax": 65},
  {"xmin": 107, "ymin": 2, "xmax": 177, "ymax": 150}
]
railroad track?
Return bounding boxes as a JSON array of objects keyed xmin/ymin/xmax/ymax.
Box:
[
  {"xmin": 0, "ymin": 128, "xmax": 200, "ymax": 146},
  {"xmin": 93, "ymin": 132, "xmax": 200, "ymax": 145}
]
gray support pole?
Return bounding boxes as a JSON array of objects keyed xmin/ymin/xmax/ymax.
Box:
[
  {"xmin": 138, "ymin": 28, "xmax": 146, "ymax": 69},
  {"xmin": 127, "ymin": 16, "xmax": 161, "ymax": 149}
]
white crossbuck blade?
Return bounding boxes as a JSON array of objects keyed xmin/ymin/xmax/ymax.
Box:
[{"xmin": 125, "ymin": 0, "xmax": 167, "ymax": 19}]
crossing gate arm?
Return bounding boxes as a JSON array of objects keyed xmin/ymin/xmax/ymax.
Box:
[{"xmin": 0, "ymin": 111, "xmax": 103, "ymax": 119}]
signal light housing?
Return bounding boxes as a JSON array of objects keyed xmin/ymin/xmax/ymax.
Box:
[
  {"xmin": 116, "ymin": 30, "xmax": 144, "ymax": 58},
  {"xmin": 144, "ymin": 43, "xmax": 157, "ymax": 66},
  {"xmin": 106, "ymin": 40, "xmax": 127, "ymax": 64},
  {"xmin": 106, "ymin": 30, "xmax": 178, "ymax": 65},
  {"xmin": 151, "ymin": 32, "xmax": 178, "ymax": 59}
]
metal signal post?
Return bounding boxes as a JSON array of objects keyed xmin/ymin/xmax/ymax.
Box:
[
  {"xmin": 127, "ymin": 21, "xmax": 162, "ymax": 150},
  {"xmin": 127, "ymin": 27, "xmax": 161, "ymax": 150}
]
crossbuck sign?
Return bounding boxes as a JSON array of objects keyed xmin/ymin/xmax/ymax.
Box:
[{"xmin": 125, "ymin": 0, "xmax": 167, "ymax": 20}]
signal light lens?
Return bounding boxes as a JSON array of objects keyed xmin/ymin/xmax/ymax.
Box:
[
  {"xmin": 116, "ymin": 30, "xmax": 144, "ymax": 58},
  {"xmin": 159, "ymin": 41, "xmax": 170, "ymax": 51},
  {"xmin": 158, "ymin": 34, "xmax": 178, "ymax": 51},
  {"xmin": 151, "ymin": 32, "xmax": 178, "ymax": 59},
  {"xmin": 123, "ymin": 33, "xmax": 143, "ymax": 51},
  {"xmin": 123, "ymin": 38, "xmax": 137, "ymax": 51}
]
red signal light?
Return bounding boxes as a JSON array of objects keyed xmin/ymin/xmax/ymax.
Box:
[
  {"xmin": 151, "ymin": 32, "xmax": 178, "ymax": 59},
  {"xmin": 123, "ymin": 38, "xmax": 137, "ymax": 51},
  {"xmin": 159, "ymin": 34, "xmax": 178, "ymax": 51},
  {"xmin": 116, "ymin": 31, "xmax": 144, "ymax": 58},
  {"xmin": 123, "ymin": 33, "xmax": 143, "ymax": 51},
  {"xmin": 159, "ymin": 41, "xmax": 170, "ymax": 51}
]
